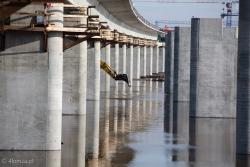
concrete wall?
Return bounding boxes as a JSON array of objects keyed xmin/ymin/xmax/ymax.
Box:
[
  {"xmin": 0, "ymin": 31, "xmax": 48, "ymax": 150},
  {"xmin": 189, "ymin": 18, "xmax": 237, "ymax": 118},
  {"xmin": 173, "ymin": 27, "xmax": 191, "ymax": 102},
  {"xmin": 63, "ymin": 45, "xmax": 81, "ymax": 114}
]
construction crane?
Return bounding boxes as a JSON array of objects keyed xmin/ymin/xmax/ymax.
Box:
[
  {"xmin": 100, "ymin": 60, "xmax": 131, "ymax": 87},
  {"xmin": 221, "ymin": 1, "xmax": 238, "ymax": 27},
  {"xmin": 133, "ymin": 0, "xmax": 239, "ymax": 28}
]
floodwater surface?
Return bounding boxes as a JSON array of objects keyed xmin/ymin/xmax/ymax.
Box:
[{"xmin": 0, "ymin": 81, "xmax": 250, "ymax": 167}]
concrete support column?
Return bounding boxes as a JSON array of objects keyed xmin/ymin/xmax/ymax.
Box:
[
  {"xmin": 105, "ymin": 44, "xmax": 111, "ymax": 92},
  {"xmin": 173, "ymin": 27, "xmax": 191, "ymax": 102},
  {"xmin": 79, "ymin": 41, "xmax": 87, "ymax": 115},
  {"xmin": 136, "ymin": 46, "xmax": 141, "ymax": 79},
  {"xmin": 114, "ymin": 43, "xmax": 119, "ymax": 88},
  {"xmin": 94, "ymin": 41, "xmax": 101, "ymax": 101},
  {"xmin": 128, "ymin": 45, "xmax": 134, "ymax": 86},
  {"xmin": 122, "ymin": 44, "xmax": 127, "ymax": 91},
  {"xmin": 237, "ymin": 0, "xmax": 250, "ymax": 154},
  {"xmin": 190, "ymin": 18, "xmax": 237, "ymax": 118},
  {"xmin": 149, "ymin": 46, "xmax": 153, "ymax": 75},
  {"xmin": 165, "ymin": 32, "xmax": 175, "ymax": 96},
  {"xmin": 143, "ymin": 46, "xmax": 147, "ymax": 77},
  {"xmin": 47, "ymin": 3, "xmax": 63, "ymax": 150},
  {"xmin": 162, "ymin": 46, "xmax": 165, "ymax": 72},
  {"xmin": 155, "ymin": 46, "xmax": 159, "ymax": 73}
]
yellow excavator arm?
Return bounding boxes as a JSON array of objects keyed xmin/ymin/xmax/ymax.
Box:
[{"xmin": 100, "ymin": 60, "xmax": 131, "ymax": 87}]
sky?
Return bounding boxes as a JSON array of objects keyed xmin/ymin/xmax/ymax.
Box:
[{"xmin": 131, "ymin": 0, "xmax": 239, "ymax": 27}]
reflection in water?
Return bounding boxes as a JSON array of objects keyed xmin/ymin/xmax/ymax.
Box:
[
  {"xmin": 92, "ymin": 101, "xmax": 100, "ymax": 159},
  {"xmin": 172, "ymin": 102, "xmax": 189, "ymax": 162},
  {"xmin": 62, "ymin": 116, "xmax": 85, "ymax": 167},
  {"xmin": 4, "ymin": 81, "xmax": 249, "ymax": 167},
  {"xmin": 189, "ymin": 118, "xmax": 236, "ymax": 167}
]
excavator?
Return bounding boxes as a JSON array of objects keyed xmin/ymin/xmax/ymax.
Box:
[{"xmin": 100, "ymin": 60, "xmax": 131, "ymax": 87}]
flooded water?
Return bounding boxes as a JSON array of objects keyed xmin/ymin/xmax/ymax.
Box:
[{"xmin": 1, "ymin": 81, "xmax": 250, "ymax": 167}]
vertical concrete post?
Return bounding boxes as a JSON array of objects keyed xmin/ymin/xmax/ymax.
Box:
[
  {"xmin": 173, "ymin": 27, "xmax": 191, "ymax": 102},
  {"xmin": 149, "ymin": 46, "xmax": 153, "ymax": 75},
  {"xmin": 165, "ymin": 32, "xmax": 175, "ymax": 96},
  {"xmin": 128, "ymin": 45, "xmax": 134, "ymax": 86},
  {"xmin": 155, "ymin": 46, "xmax": 159, "ymax": 73},
  {"xmin": 105, "ymin": 44, "xmax": 111, "ymax": 92},
  {"xmin": 190, "ymin": 18, "xmax": 237, "ymax": 118},
  {"xmin": 122, "ymin": 44, "xmax": 127, "ymax": 91},
  {"xmin": 94, "ymin": 41, "xmax": 101, "ymax": 101},
  {"xmin": 136, "ymin": 46, "xmax": 141, "ymax": 79},
  {"xmin": 47, "ymin": 3, "xmax": 63, "ymax": 150},
  {"xmin": 115, "ymin": 43, "xmax": 119, "ymax": 88},
  {"xmin": 143, "ymin": 46, "xmax": 147, "ymax": 77},
  {"xmin": 237, "ymin": 0, "xmax": 250, "ymax": 154},
  {"xmin": 162, "ymin": 46, "xmax": 165, "ymax": 72},
  {"xmin": 79, "ymin": 41, "xmax": 87, "ymax": 115}
]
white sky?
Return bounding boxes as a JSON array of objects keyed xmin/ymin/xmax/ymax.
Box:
[{"xmin": 132, "ymin": 1, "xmax": 237, "ymax": 27}]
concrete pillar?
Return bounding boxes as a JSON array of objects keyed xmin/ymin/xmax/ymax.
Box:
[
  {"xmin": 128, "ymin": 45, "xmax": 134, "ymax": 86},
  {"xmin": 114, "ymin": 43, "xmax": 119, "ymax": 88},
  {"xmin": 161, "ymin": 46, "xmax": 165, "ymax": 72},
  {"xmin": 155, "ymin": 46, "xmax": 159, "ymax": 73},
  {"xmin": 47, "ymin": 3, "xmax": 63, "ymax": 150},
  {"xmin": 165, "ymin": 32, "xmax": 174, "ymax": 96},
  {"xmin": 79, "ymin": 41, "xmax": 87, "ymax": 115},
  {"xmin": 149, "ymin": 46, "xmax": 153, "ymax": 75},
  {"xmin": 135, "ymin": 46, "xmax": 141, "ymax": 79},
  {"xmin": 143, "ymin": 46, "xmax": 147, "ymax": 77},
  {"xmin": 173, "ymin": 27, "xmax": 191, "ymax": 102},
  {"xmin": 237, "ymin": 0, "xmax": 250, "ymax": 155},
  {"xmin": 94, "ymin": 41, "xmax": 101, "ymax": 101},
  {"xmin": 105, "ymin": 44, "xmax": 111, "ymax": 92},
  {"xmin": 164, "ymin": 32, "xmax": 175, "ymax": 134},
  {"xmin": 122, "ymin": 44, "xmax": 127, "ymax": 91},
  {"xmin": 190, "ymin": 18, "xmax": 237, "ymax": 118}
]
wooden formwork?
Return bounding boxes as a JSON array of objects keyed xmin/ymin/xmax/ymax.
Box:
[
  {"xmin": 127, "ymin": 36, "xmax": 134, "ymax": 44},
  {"xmin": 0, "ymin": 1, "xmax": 164, "ymax": 50},
  {"xmin": 100, "ymin": 28, "xmax": 113, "ymax": 41},
  {"xmin": 119, "ymin": 33, "xmax": 128, "ymax": 43},
  {"xmin": 133, "ymin": 38, "xmax": 140, "ymax": 45}
]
